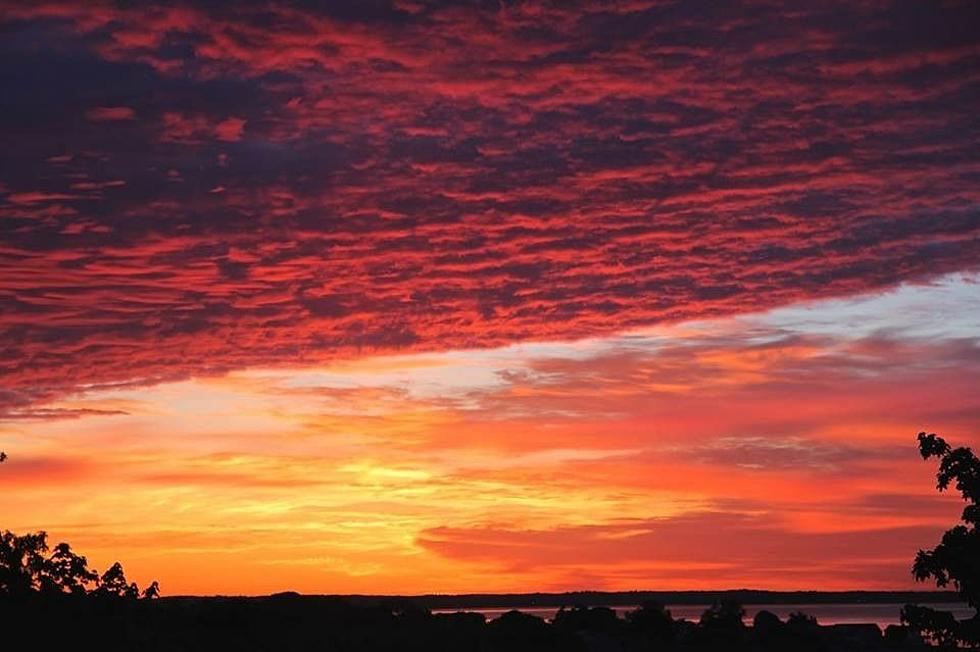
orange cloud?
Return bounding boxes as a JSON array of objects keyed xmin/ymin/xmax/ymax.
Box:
[{"xmin": 2, "ymin": 294, "xmax": 975, "ymax": 594}]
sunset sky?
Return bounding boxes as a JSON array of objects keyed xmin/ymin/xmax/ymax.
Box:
[{"xmin": 1, "ymin": 1, "xmax": 979, "ymax": 596}]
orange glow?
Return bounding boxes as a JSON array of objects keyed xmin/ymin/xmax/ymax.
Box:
[{"xmin": 2, "ymin": 286, "xmax": 975, "ymax": 594}]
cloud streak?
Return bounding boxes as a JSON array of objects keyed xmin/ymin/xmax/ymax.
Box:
[{"xmin": 417, "ymin": 513, "xmax": 944, "ymax": 590}]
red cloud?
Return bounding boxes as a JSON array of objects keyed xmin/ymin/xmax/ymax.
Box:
[
  {"xmin": 417, "ymin": 512, "xmax": 952, "ymax": 590},
  {"xmin": 159, "ymin": 112, "xmax": 246, "ymax": 143},
  {"xmin": 86, "ymin": 106, "xmax": 136, "ymax": 121},
  {"xmin": 214, "ymin": 117, "xmax": 246, "ymax": 142},
  {"xmin": 0, "ymin": 1, "xmax": 978, "ymax": 410}
]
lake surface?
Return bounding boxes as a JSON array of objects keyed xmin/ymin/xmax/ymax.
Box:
[{"xmin": 434, "ymin": 603, "xmax": 974, "ymax": 629}]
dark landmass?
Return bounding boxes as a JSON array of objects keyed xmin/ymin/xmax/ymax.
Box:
[
  {"xmin": 349, "ymin": 590, "xmax": 963, "ymax": 610},
  {"xmin": 2, "ymin": 592, "xmax": 965, "ymax": 651},
  {"xmin": 164, "ymin": 589, "xmax": 963, "ymax": 609}
]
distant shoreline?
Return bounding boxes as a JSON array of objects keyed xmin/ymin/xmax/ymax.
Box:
[{"xmin": 163, "ymin": 589, "xmax": 963, "ymax": 609}]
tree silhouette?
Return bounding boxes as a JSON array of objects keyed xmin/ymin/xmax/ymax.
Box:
[
  {"xmin": 0, "ymin": 529, "xmax": 157, "ymax": 600},
  {"xmin": 625, "ymin": 600, "xmax": 675, "ymax": 643},
  {"xmin": 142, "ymin": 580, "xmax": 160, "ymax": 599},
  {"xmin": 95, "ymin": 561, "xmax": 140, "ymax": 599},
  {"xmin": 901, "ymin": 432, "xmax": 979, "ymax": 647},
  {"xmin": 785, "ymin": 610, "xmax": 823, "ymax": 651},
  {"xmin": 0, "ymin": 530, "xmax": 49, "ymax": 597},
  {"xmin": 699, "ymin": 599, "xmax": 745, "ymax": 631},
  {"xmin": 39, "ymin": 542, "xmax": 99, "ymax": 595},
  {"xmin": 691, "ymin": 600, "xmax": 749, "ymax": 651},
  {"xmin": 1, "ymin": 451, "xmax": 158, "ymax": 601}
]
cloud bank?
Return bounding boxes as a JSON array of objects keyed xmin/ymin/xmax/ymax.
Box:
[{"xmin": 1, "ymin": 0, "xmax": 978, "ymax": 409}]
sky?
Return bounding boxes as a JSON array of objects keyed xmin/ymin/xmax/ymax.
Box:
[{"xmin": 1, "ymin": 1, "xmax": 979, "ymax": 596}]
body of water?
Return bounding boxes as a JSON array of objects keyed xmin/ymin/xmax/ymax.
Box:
[{"xmin": 434, "ymin": 603, "xmax": 973, "ymax": 629}]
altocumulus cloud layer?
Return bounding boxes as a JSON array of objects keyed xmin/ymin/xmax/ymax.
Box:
[{"xmin": 2, "ymin": 0, "xmax": 980, "ymax": 411}]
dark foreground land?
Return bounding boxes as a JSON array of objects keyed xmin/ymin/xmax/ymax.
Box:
[{"xmin": 1, "ymin": 591, "xmax": 971, "ymax": 651}]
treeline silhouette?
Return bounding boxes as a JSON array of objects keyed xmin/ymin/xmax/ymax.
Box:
[
  {"xmin": 0, "ymin": 529, "xmax": 158, "ymax": 600},
  {"xmin": 0, "ymin": 592, "xmax": 940, "ymax": 651},
  {"xmin": 0, "ymin": 432, "xmax": 976, "ymax": 649}
]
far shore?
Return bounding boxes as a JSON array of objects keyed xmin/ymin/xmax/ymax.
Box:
[{"xmin": 161, "ymin": 589, "xmax": 964, "ymax": 609}]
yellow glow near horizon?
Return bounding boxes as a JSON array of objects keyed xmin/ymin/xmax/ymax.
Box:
[{"xmin": 2, "ymin": 282, "xmax": 977, "ymax": 594}]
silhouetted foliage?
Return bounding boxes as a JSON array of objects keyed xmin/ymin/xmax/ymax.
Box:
[
  {"xmin": 901, "ymin": 432, "xmax": 980, "ymax": 648},
  {"xmin": 786, "ymin": 610, "xmax": 827, "ymax": 652},
  {"xmin": 486, "ymin": 610, "xmax": 583, "ymax": 652},
  {"xmin": 553, "ymin": 605, "xmax": 620, "ymax": 634},
  {"xmin": 884, "ymin": 623, "xmax": 912, "ymax": 644},
  {"xmin": 0, "ymin": 530, "xmax": 48, "ymax": 597},
  {"xmin": 787, "ymin": 611, "xmax": 819, "ymax": 628},
  {"xmin": 0, "ymin": 529, "xmax": 157, "ymax": 601},
  {"xmin": 625, "ymin": 600, "xmax": 675, "ymax": 643},
  {"xmin": 142, "ymin": 580, "xmax": 160, "ymax": 600},
  {"xmin": 699, "ymin": 599, "xmax": 746, "ymax": 631},
  {"xmin": 752, "ymin": 610, "xmax": 786, "ymax": 650},
  {"xmin": 40, "ymin": 541, "xmax": 99, "ymax": 595},
  {"xmin": 753, "ymin": 609, "xmax": 782, "ymax": 632},
  {"xmin": 0, "ymin": 590, "xmax": 951, "ymax": 651},
  {"xmin": 96, "ymin": 561, "xmax": 140, "ymax": 599},
  {"xmin": 691, "ymin": 600, "xmax": 749, "ymax": 650}
]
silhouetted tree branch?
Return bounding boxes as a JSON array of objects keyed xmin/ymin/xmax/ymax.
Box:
[{"xmin": 901, "ymin": 431, "xmax": 980, "ymax": 648}]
